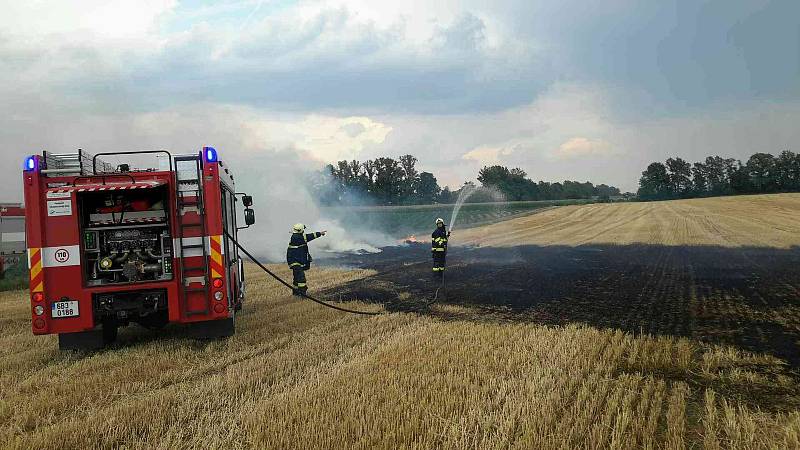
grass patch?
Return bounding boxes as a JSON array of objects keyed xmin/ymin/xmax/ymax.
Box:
[{"xmin": 0, "ymin": 259, "xmax": 27, "ymax": 292}]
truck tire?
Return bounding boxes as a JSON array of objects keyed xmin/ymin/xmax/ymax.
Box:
[
  {"xmin": 58, "ymin": 330, "xmax": 105, "ymax": 351},
  {"xmin": 102, "ymin": 321, "xmax": 118, "ymax": 345},
  {"xmin": 189, "ymin": 315, "xmax": 235, "ymax": 339}
]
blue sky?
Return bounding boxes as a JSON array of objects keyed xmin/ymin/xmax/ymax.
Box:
[{"xmin": 1, "ymin": 0, "xmax": 798, "ymax": 197}]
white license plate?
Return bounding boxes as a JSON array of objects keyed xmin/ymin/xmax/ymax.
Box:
[{"xmin": 51, "ymin": 301, "xmax": 79, "ymax": 318}]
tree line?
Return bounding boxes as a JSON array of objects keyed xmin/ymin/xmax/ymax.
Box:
[
  {"xmin": 638, "ymin": 150, "xmax": 800, "ymax": 201},
  {"xmin": 311, "ymin": 155, "xmax": 622, "ymax": 206},
  {"xmin": 476, "ymin": 165, "xmax": 621, "ymax": 202},
  {"xmin": 312, "ymin": 155, "xmax": 441, "ymax": 205}
]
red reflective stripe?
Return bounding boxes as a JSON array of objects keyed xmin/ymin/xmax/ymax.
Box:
[
  {"xmin": 210, "ymin": 236, "xmax": 222, "ymax": 254},
  {"xmin": 30, "ymin": 271, "xmax": 44, "ymax": 288},
  {"xmin": 210, "ymin": 260, "xmax": 225, "ymax": 277},
  {"xmin": 209, "ymin": 236, "xmax": 224, "ymax": 278},
  {"xmin": 46, "ymin": 180, "xmax": 165, "ymax": 194}
]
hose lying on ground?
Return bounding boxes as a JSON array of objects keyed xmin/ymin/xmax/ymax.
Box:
[
  {"xmin": 226, "ymin": 232, "xmax": 380, "ymax": 315},
  {"xmin": 225, "ymin": 232, "xmax": 446, "ymax": 316}
]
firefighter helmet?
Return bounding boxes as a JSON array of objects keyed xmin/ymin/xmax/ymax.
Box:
[
  {"xmin": 292, "ymin": 223, "xmax": 306, "ymax": 233},
  {"xmin": 436, "ymin": 218, "xmax": 445, "ymax": 226}
]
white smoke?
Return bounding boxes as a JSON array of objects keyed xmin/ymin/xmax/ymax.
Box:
[
  {"xmin": 233, "ymin": 148, "xmax": 394, "ymax": 261},
  {"xmin": 313, "ymin": 219, "xmax": 396, "ymax": 254}
]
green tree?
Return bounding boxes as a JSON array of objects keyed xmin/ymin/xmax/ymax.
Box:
[
  {"xmin": 692, "ymin": 162, "xmax": 708, "ymax": 196},
  {"xmin": 746, "ymin": 152, "xmax": 777, "ymax": 193},
  {"xmin": 595, "ymin": 184, "xmax": 620, "ymax": 198},
  {"xmin": 666, "ymin": 157, "xmax": 692, "ymax": 197},
  {"xmin": 416, "ymin": 172, "xmax": 441, "ymax": 203},
  {"xmin": 549, "ymin": 182, "xmax": 564, "ymax": 200},
  {"xmin": 439, "ymin": 186, "xmax": 453, "ymax": 203},
  {"xmin": 701, "ymin": 156, "xmax": 728, "ymax": 195},
  {"xmin": 373, "ymin": 157, "xmax": 404, "ymax": 203},
  {"xmin": 398, "ymin": 154, "xmax": 419, "ymax": 202},
  {"xmin": 477, "ymin": 165, "xmax": 537, "ymax": 201},
  {"xmin": 638, "ymin": 162, "xmax": 670, "ymax": 200},
  {"xmin": 775, "ymin": 150, "xmax": 800, "ymax": 191},
  {"xmin": 728, "ymin": 161, "xmax": 752, "ymax": 194}
]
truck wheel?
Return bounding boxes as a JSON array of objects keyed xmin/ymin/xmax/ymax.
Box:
[
  {"xmin": 102, "ymin": 321, "xmax": 118, "ymax": 345},
  {"xmin": 58, "ymin": 330, "xmax": 105, "ymax": 351},
  {"xmin": 189, "ymin": 315, "xmax": 235, "ymax": 339}
]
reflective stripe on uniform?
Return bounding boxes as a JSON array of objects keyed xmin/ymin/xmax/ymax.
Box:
[
  {"xmin": 288, "ymin": 244, "xmax": 307, "ymax": 249},
  {"xmin": 289, "ymin": 262, "xmax": 304, "ymax": 267},
  {"xmin": 432, "ymin": 247, "xmax": 446, "ymax": 252},
  {"xmin": 432, "ymin": 267, "xmax": 445, "ymax": 272},
  {"xmin": 296, "ymin": 283, "xmax": 307, "ymax": 287}
]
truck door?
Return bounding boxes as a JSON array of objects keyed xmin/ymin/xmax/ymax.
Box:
[{"xmin": 220, "ymin": 187, "xmax": 241, "ymax": 307}]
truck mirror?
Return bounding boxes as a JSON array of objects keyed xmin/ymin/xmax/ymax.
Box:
[
  {"xmin": 242, "ymin": 195, "xmax": 253, "ymax": 207},
  {"xmin": 244, "ymin": 208, "xmax": 256, "ymax": 226}
]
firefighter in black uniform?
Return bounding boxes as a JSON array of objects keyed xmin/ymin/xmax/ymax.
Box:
[
  {"xmin": 286, "ymin": 223, "xmax": 327, "ymax": 296},
  {"xmin": 432, "ymin": 218, "xmax": 450, "ymax": 277}
]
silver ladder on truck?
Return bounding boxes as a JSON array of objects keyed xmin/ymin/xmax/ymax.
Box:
[
  {"xmin": 174, "ymin": 155, "xmax": 211, "ymax": 316},
  {"xmin": 41, "ymin": 150, "xmax": 115, "ymax": 177}
]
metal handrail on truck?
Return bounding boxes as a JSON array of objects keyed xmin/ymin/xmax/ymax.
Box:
[{"xmin": 92, "ymin": 150, "xmax": 174, "ymax": 174}]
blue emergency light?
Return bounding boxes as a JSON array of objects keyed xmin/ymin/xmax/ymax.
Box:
[
  {"xmin": 203, "ymin": 146, "xmax": 218, "ymax": 163},
  {"xmin": 23, "ymin": 156, "xmax": 37, "ymax": 172}
]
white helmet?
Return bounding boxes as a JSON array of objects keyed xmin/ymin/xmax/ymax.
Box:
[
  {"xmin": 435, "ymin": 218, "xmax": 445, "ymax": 226},
  {"xmin": 292, "ymin": 223, "xmax": 306, "ymax": 233}
]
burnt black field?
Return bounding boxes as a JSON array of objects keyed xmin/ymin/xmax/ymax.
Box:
[{"xmin": 321, "ymin": 242, "xmax": 800, "ymax": 370}]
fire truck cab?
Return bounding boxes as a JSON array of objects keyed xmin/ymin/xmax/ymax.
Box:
[{"xmin": 22, "ymin": 148, "xmax": 255, "ymax": 350}]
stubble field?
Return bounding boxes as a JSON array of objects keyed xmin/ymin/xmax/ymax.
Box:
[{"xmin": 3, "ymin": 194, "xmax": 800, "ymax": 448}]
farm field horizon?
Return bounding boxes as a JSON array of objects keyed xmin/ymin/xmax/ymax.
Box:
[
  {"xmin": 455, "ymin": 193, "xmax": 800, "ymax": 249},
  {"xmin": 3, "ymin": 194, "xmax": 800, "ymax": 448},
  {"xmin": 320, "ymin": 198, "xmax": 595, "ymax": 239}
]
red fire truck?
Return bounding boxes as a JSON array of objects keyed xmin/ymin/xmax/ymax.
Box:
[{"xmin": 22, "ymin": 148, "xmax": 256, "ymax": 350}]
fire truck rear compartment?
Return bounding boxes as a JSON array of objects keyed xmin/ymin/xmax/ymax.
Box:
[{"xmin": 78, "ymin": 187, "xmax": 174, "ymax": 286}]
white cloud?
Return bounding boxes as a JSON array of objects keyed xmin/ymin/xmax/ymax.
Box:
[
  {"xmin": 0, "ymin": 0, "xmax": 546, "ymax": 115},
  {"xmin": 0, "ymin": 0, "xmax": 799, "ymax": 199},
  {"xmin": 129, "ymin": 105, "xmax": 391, "ymax": 164},
  {"xmin": 288, "ymin": 116, "xmax": 393, "ymax": 162},
  {"xmin": 462, "ymin": 145, "xmax": 514, "ymax": 165},
  {"xmin": 0, "ymin": 0, "xmax": 175, "ymax": 42},
  {"xmin": 555, "ymin": 137, "xmax": 613, "ymax": 158},
  {"xmin": 3, "ymin": 92, "xmax": 800, "ymax": 201}
]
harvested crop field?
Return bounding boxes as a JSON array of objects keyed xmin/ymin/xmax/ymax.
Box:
[
  {"xmin": 3, "ymin": 194, "xmax": 800, "ymax": 448},
  {"xmin": 454, "ymin": 193, "xmax": 800, "ymax": 248}
]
